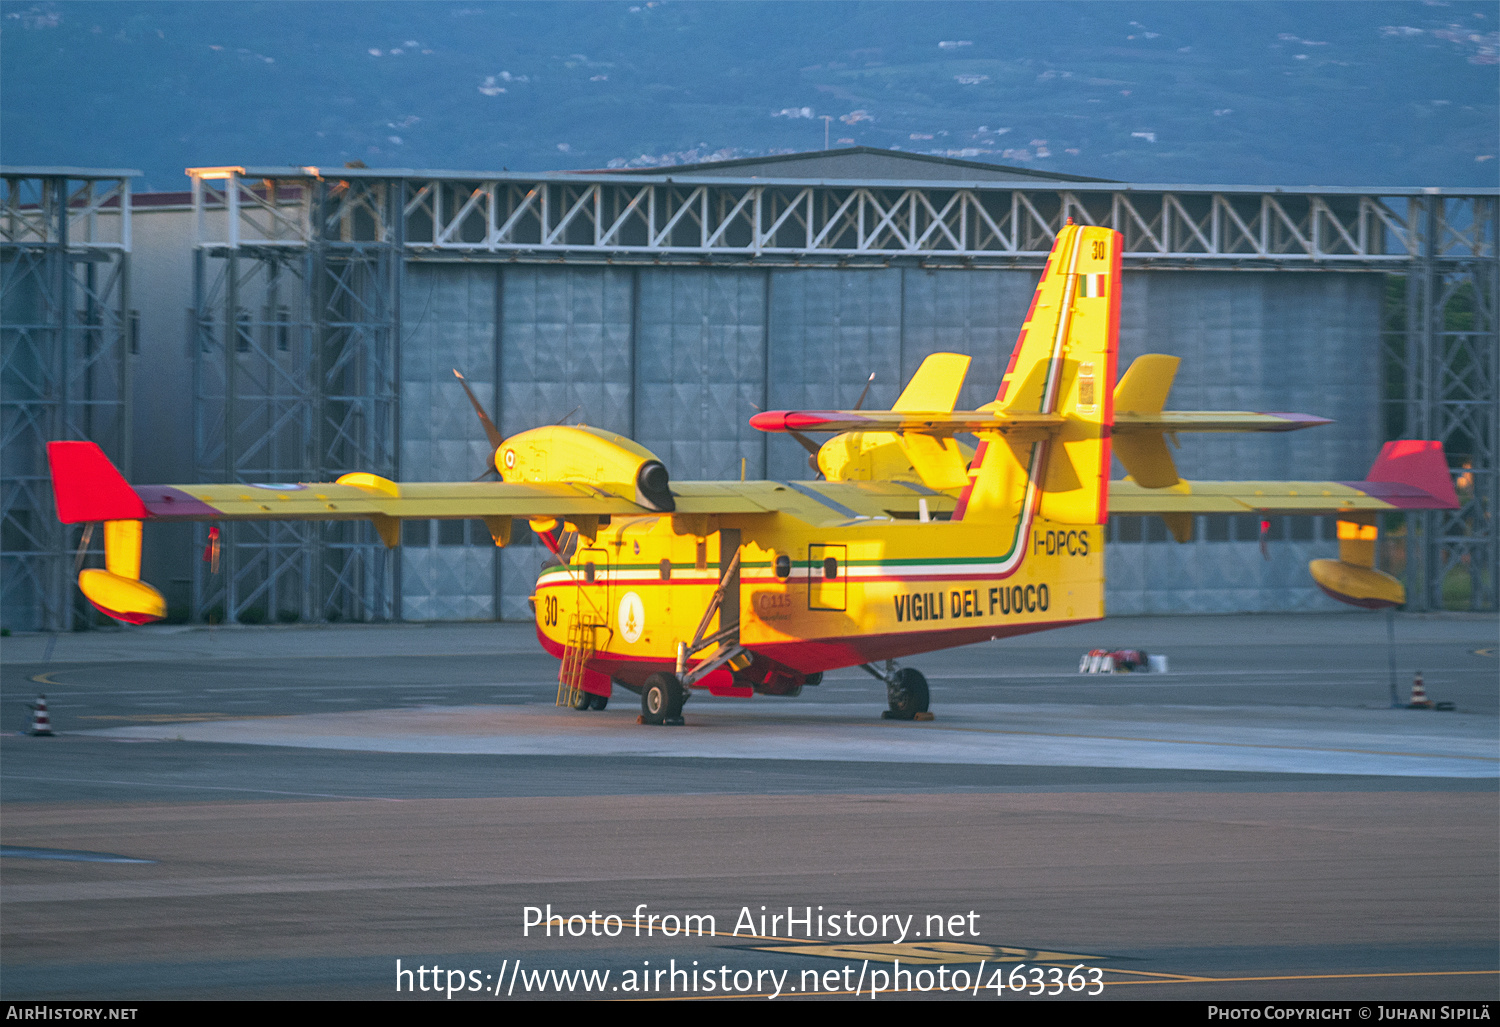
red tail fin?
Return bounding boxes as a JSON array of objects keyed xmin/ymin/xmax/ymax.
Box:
[
  {"xmin": 1362, "ymin": 440, "xmax": 1459, "ymax": 509},
  {"xmin": 46, "ymin": 442, "xmax": 147, "ymax": 523}
]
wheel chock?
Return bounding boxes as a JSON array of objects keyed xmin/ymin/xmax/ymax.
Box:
[{"xmin": 914, "ymin": 711, "xmax": 935, "ymax": 721}]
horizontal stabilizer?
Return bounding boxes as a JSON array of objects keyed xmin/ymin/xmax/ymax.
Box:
[
  {"xmin": 748, "ymin": 409, "xmax": 1062, "ymax": 435},
  {"xmin": 1115, "ymin": 411, "xmax": 1333, "ymax": 434}
]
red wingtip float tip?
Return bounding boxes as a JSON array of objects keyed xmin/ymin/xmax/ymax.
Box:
[
  {"xmin": 749, "ymin": 411, "xmax": 852, "ymax": 432},
  {"xmin": 748, "ymin": 411, "xmax": 788, "ymax": 432},
  {"xmin": 783, "ymin": 412, "xmax": 841, "ymax": 431}
]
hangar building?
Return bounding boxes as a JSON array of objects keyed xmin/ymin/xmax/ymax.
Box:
[{"xmin": 3, "ymin": 151, "xmax": 1495, "ymax": 630}]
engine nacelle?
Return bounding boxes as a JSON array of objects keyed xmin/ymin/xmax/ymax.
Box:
[
  {"xmin": 817, "ymin": 431, "xmax": 911, "ymax": 482},
  {"xmin": 817, "ymin": 431, "xmax": 977, "ymax": 486},
  {"xmin": 498, "ymin": 425, "xmax": 675, "ymax": 512}
]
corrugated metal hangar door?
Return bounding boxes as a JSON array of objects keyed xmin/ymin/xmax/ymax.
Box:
[{"xmin": 395, "ymin": 261, "xmax": 1381, "ymax": 621}]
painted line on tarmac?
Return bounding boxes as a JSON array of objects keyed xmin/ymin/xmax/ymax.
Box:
[
  {"xmin": 1, "ymin": 846, "xmax": 155, "ymax": 864},
  {"xmin": 916, "ymin": 723, "xmax": 1500, "ymax": 764},
  {"xmin": 78, "ymin": 714, "xmax": 234, "ymax": 723},
  {"xmin": 0, "ymin": 774, "xmax": 406, "ymax": 802}
]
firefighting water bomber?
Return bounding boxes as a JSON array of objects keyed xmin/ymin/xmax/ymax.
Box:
[{"xmin": 47, "ymin": 225, "xmax": 1458, "ymax": 725}]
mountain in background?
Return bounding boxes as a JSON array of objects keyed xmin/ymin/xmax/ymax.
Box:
[{"xmin": 2, "ymin": 0, "xmax": 1496, "ymax": 191}]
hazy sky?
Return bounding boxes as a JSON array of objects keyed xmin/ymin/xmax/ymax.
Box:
[{"xmin": 3, "ymin": 1, "xmax": 1496, "ymax": 189}]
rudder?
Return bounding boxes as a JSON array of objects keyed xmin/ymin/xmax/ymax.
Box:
[{"xmin": 957, "ymin": 224, "xmax": 1121, "ymax": 527}]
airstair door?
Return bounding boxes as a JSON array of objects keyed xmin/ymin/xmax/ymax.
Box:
[{"xmin": 576, "ymin": 547, "xmax": 610, "ymax": 628}]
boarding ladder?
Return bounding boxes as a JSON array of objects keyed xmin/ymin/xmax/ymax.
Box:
[{"xmin": 556, "ymin": 616, "xmax": 598, "ymax": 708}]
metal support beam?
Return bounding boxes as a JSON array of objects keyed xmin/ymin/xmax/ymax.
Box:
[
  {"xmin": 192, "ymin": 167, "xmax": 1493, "ymax": 269},
  {"xmin": 191, "ymin": 168, "xmax": 398, "ymax": 624},
  {"xmin": 1, "ymin": 168, "xmax": 134, "ymax": 631},
  {"xmin": 1387, "ymin": 196, "xmax": 1499, "ymax": 611}
]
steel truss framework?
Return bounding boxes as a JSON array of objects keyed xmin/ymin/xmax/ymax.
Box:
[
  {"xmin": 1, "ymin": 169, "xmax": 133, "ymax": 631},
  {"xmin": 1384, "ymin": 197, "xmax": 1499, "ymax": 611},
  {"xmin": 190, "ymin": 167, "xmax": 1498, "ymax": 617},
  {"xmin": 191, "ymin": 171, "xmax": 398, "ymax": 624}
]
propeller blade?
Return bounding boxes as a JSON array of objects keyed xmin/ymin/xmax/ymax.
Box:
[
  {"xmin": 853, "ymin": 371, "xmax": 875, "ymax": 411},
  {"xmin": 788, "ymin": 429, "xmax": 822, "ymax": 456},
  {"xmin": 452, "ymin": 369, "xmax": 504, "ymax": 451}
]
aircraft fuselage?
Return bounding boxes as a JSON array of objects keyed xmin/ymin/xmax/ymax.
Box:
[{"xmin": 534, "ymin": 507, "xmax": 1104, "ymax": 696}]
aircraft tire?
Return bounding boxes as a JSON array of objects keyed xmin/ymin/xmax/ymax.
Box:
[
  {"xmin": 589, "ymin": 693, "xmax": 609, "ymax": 711},
  {"xmin": 886, "ymin": 668, "xmax": 930, "ymax": 720},
  {"xmin": 570, "ymin": 689, "xmax": 591, "ymax": 711},
  {"xmin": 641, "ymin": 672, "xmax": 684, "ymax": 725}
]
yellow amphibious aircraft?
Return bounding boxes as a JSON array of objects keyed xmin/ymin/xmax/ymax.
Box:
[{"xmin": 48, "ymin": 225, "xmax": 1458, "ymax": 724}]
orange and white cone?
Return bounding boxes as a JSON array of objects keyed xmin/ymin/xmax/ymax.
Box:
[
  {"xmin": 1408, "ymin": 671, "xmax": 1433, "ymax": 709},
  {"xmin": 1079, "ymin": 649, "xmax": 1116, "ymax": 674},
  {"xmin": 28, "ymin": 694, "xmax": 54, "ymax": 736}
]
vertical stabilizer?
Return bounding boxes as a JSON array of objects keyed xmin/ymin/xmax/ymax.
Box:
[{"xmin": 956, "ymin": 224, "xmax": 1121, "ymax": 529}]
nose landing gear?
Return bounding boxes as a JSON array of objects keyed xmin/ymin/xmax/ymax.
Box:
[{"xmin": 860, "ymin": 660, "xmax": 931, "ymax": 720}]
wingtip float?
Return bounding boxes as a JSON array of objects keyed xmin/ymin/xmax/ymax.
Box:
[{"xmin": 46, "ymin": 225, "xmax": 1460, "ymax": 723}]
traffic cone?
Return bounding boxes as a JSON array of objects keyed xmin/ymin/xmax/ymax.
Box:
[
  {"xmin": 28, "ymin": 694, "xmax": 54, "ymax": 736},
  {"xmin": 1407, "ymin": 671, "xmax": 1433, "ymax": 709},
  {"xmin": 1079, "ymin": 649, "xmax": 1117, "ymax": 674}
]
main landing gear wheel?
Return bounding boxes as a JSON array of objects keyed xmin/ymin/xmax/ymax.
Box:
[
  {"xmin": 589, "ymin": 693, "xmax": 609, "ymax": 711},
  {"xmin": 640, "ymin": 672, "xmax": 685, "ymax": 726},
  {"xmin": 884, "ymin": 668, "xmax": 930, "ymax": 721},
  {"xmin": 570, "ymin": 689, "xmax": 592, "ymax": 711}
]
